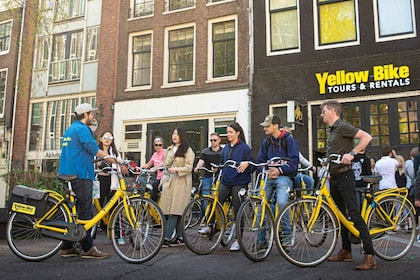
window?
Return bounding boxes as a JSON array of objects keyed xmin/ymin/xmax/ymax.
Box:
[
  {"xmin": 166, "ymin": 25, "xmax": 194, "ymax": 84},
  {"xmin": 267, "ymin": 0, "xmax": 300, "ymax": 54},
  {"xmin": 29, "ymin": 103, "xmax": 44, "ymax": 151},
  {"xmin": 0, "ymin": 20, "xmax": 12, "ymax": 54},
  {"xmin": 210, "ymin": 18, "xmax": 236, "ymax": 79},
  {"xmin": 165, "ymin": 0, "xmax": 195, "ymax": 12},
  {"xmin": 214, "ymin": 117, "xmax": 235, "ymax": 145},
  {"xmin": 35, "ymin": 37, "xmax": 49, "ymax": 70},
  {"xmin": 125, "ymin": 124, "xmax": 142, "ymax": 140},
  {"xmin": 39, "ymin": 0, "xmax": 54, "ymax": 11},
  {"xmin": 398, "ymin": 100, "xmax": 418, "ymax": 145},
  {"xmin": 131, "ymin": 33, "xmax": 152, "ymax": 87},
  {"xmin": 85, "ymin": 27, "xmax": 99, "ymax": 61},
  {"xmin": 374, "ymin": 0, "xmax": 416, "ymax": 41},
  {"xmin": 370, "ymin": 103, "xmax": 389, "ymax": 147},
  {"xmin": 0, "ymin": 69, "xmax": 6, "ymax": 116},
  {"xmin": 208, "ymin": 0, "xmax": 227, "ymax": 3},
  {"xmin": 50, "ymin": 30, "xmax": 83, "ymax": 83},
  {"xmin": 54, "ymin": 0, "xmax": 86, "ymax": 21},
  {"xmin": 130, "ymin": 0, "xmax": 154, "ymax": 18},
  {"xmin": 315, "ymin": 0, "xmax": 359, "ymax": 49}
]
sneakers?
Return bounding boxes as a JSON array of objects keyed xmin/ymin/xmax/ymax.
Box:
[
  {"xmin": 252, "ymin": 242, "xmax": 268, "ymax": 253},
  {"xmin": 61, "ymin": 247, "xmax": 79, "ymax": 258},
  {"xmin": 328, "ymin": 249, "xmax": 353, "ymax": 262},
  {"xmin": 355, "ymin": 254, "xmax": 377, "ymax": 270},
  {"xmin": 162, "ymin": 238, "xmax": 171, "ymax": 248},
  {"xmin": 81, "ymin": 246, "xmax": 109, "ymax": 259},
  {"xmin": 170, "ymin": 238, "xmax": 185, "ymax": 247},
  {"xmin": 198, "ymin": 226, "xmax": 211, "ymax": 234},
  {"xmin": 230, "ymin": 240, "xmax": 240, "ymax": 251}
]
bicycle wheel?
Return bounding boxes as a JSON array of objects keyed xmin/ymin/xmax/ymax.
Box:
[
  {"xmin": 110, "ymin": 197, "xmax": 165, "ymax": 264},
  {"xmin": 236, "ymin": 198, "xmax": 274, "ymax": 262},
  {"xmin": 367, "ymin": 196, "xmax": 416, "ymax": 260},
  {"xmin": 221, "ymin": 201, "xmax": 235, "ymax": 247},
  {"xmin": 275, "ymin": 198, "xmax": 338, "ymax": 267},
  {"xmin": 181, "ymin": 197, "xmax": 225, "ymax": 255},
  {"xmin": 7, "ymin": 196, "xmax": 69, "ymax": 261}
]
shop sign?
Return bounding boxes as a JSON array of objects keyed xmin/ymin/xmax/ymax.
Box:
[
  {"xmin": 315, "ymin": 64, "xmax": 410, "ymax": 95},
  {"xmin": 45, "ymin": 151, "xmax": 61, "ymax": 158}
]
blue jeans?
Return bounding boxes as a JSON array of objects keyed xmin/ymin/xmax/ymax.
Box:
[
  {"xmin": 200, "ymin": 177, "xmax": 213, "ymax": 217},
  {"xmin": 62, "ymin": 179, "xmax": 94, "ymax": 252},
  {"xmin": 293, "ymin": 173, "xmax": 314, "ymax": 194},
  {"xmin": 257, "ymin": 176, "xmax": 293, "ymax": 243}
]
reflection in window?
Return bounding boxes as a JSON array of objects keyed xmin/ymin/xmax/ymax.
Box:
[
  {"xmin": 342, "ymin": 106, "xmax": 361, "ymax": 128},
  {"xmin": 398, "ymin": 101, "xmax": 418, "ymax": 145},
  {"xmin": 166, "ymin": 0, "xmax": 195, "ymax": 11},
  {"xmin": 369, "ymin": 103, "xmax": 389, "ymax": 147},
  {"xmin": 0, "ymin": 70, "xmax": 6, "ymax": 116},
  {"xmin": 54, "ymin": 0, "xmax": 86, "ymax": 21},
  {"xmin": 268, "ymin": 0, "xmax": 299, "ymax": 52},
  {"xmin": 315, "ymin": 107, "xmax": 328, "ymax": 151},
  {"xmin": 131, "ymin": 0, "xmax": 154, "ymax": 18},
  {"xmin": 212, "ymin": 20, "xmax": 235, "ymax": 78},
  {"xmin": 30, "ymin": 103, "xmax": 44, "ymax": 151},
  {"xmin": 85, "ymin": 27, "xmax": 99, "ymax": 61},
  {"xmin": 375, "ymin": 0, "xmax": 415, "ymax": 39},
  {"xmin": 35, "ymin": 37, "xmax": 49, "ymax": 70},
  {"xmin": 317, "ymin": 0, "xmax": 357, "ymax": 46},
  {"xmin": 132, "ymin": 34, "xmax": 152, "ymax": 86},
  {"xmin": 168, "ymin": 27, "xmax": 194, "ymax": 83}
]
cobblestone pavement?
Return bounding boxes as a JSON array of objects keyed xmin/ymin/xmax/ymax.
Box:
[{"xmin": 1, "ymin": 229, "xmax": 419, "ymax": 280}]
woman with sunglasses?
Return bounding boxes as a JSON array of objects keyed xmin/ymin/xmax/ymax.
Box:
[
  {"xmin": 141, "ymin": 136, "xmax": 167, "ymax": 201},
  {"xmin": 96, "ymin": 131, "xmax": 122, "ymax": 227}
]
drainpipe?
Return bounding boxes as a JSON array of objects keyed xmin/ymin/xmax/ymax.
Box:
[
  {"xmin": 247, "ymin": 0, "xmax": 254, "ymax": 147},
  {"xmin": 8, "ymin": 0, "xmax": 26, "ymax": 190}
]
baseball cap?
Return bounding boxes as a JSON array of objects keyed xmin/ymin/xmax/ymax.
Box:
[
  {"xmin": 75, "ymin": 103, "xmax": 98, "ymax": 115},
  {"xmin": 260, "ymin": 114, "xmax": 281, "ymax": 126}
]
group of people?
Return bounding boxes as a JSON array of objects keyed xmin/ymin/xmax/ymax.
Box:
[{"xmin": 57, "ymin": 100, "xmax": 420, "ymax": 271}]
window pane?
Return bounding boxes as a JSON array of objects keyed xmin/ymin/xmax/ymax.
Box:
[
  {"xmin": 269, "ymin": 0, "xmax": 299, "ymax": 51},
  {"xmin": 168, "ymin": 27, "xmax": 194, "ymax": 83},
  {"xmin": 377, "ymin": 0, "xmax": 414, "ymax": 37},
  {"xmin": 0, "ymin": 70, "xmax": 6, "ymax": 115},
  {"xmin": 319, "ymin": 0, "xmax": 356, "ymax": 45},
  {"xmin": 0, "ymin": 21, "xmax": 12, "ymax": 52},
  {"xmin": 213, "ymin": 20, "xmax": 236, "ymax": 77},
  {"xmin": 132, "ymin": 34, "xmax": 152, "ymax": 86}
]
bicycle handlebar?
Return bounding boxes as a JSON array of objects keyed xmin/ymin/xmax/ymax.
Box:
[
  {"xmin": 248, "ymin": 157, "xmax": 290, "ymax": 168},
  {"xmin": 198, "ymin": 166, "xmax": 213, "ymax": 173},
  {"xmin": 317, "ymin": 154, "xmax": 342, "ymax": 165},
  {"xmin": 211, "ymin": 159, "xmax": 238, "ymax": 169},
  {"xmin": 297, "ymin": 166, "xmax": 314, "ymax": 172}
]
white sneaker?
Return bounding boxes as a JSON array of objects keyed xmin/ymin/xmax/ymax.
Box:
[
  {"xmin": 198, "ymin": 226, "xmax": 210, "ymax": 234},
  {"xmin": 230, "ymin": 241, "xmax": 240, "ymax": 251}
]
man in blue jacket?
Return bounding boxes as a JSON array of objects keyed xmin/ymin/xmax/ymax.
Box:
[
  {"xmin": 58, "ymin": 103, "xmax": 111, "ymax": 259},
  {"xmin": 255, "ymin": 114, "xmax": 299, "ymax": 252}
]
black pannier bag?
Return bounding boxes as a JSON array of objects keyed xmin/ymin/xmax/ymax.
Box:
[{"xmin": 9, "ymin": 185, "xmax": 49, "ymax": 218}]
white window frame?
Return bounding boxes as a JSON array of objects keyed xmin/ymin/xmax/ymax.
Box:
[
  {"xmin": 206, "ymin": 0, "xmax": 235, "ymax": 6},
  {"xmin": 313, "ymin": 0, "xmax": 360, "ymax": 50},
  {"xmin": 0, "ymin": 68, "xmax": 7, "ymax": 117},
  {"xmin": 127, "ymin": 30, "xmax": 153, "ymax": 91},
  {"xmin": 0, "ymin": 19, "xmax": 12, "ymax": 55},
  {"xmin": 129, "ymin": 0, "xmax": 154, "ymax": 19},
  {"xmin": 265, "ymin": 0, "xmax": 301, "ymax": 56},
  {"xmin": 85, "ymin": 26, "xmax": 99, "ymax": 62},
  {"xmin": 163, "ymin": 0, "xmax": 196, "ymax": 13},
  {"xmin": 373, "ymin": 0, "xmax": 416, "ymax": 42},
  {"xmin": 162, "ymin": 23, "xmax": 196, "ymax": 88},
  {"xmin": 207, "ymin": 15, "xmax": 238, "ymax": 82}
]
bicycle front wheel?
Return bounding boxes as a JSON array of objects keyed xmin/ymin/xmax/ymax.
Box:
[
  {"xmin": 236, "ymin": 198, "xmax": 274, "ymax": 262},
  {"xmin": 367, "ymin": 196, "xmax": 416, "ymax": 260},
  {"xmin": 7, "ymin": 196, "xmax": 69, "ymax": 261},
  {"xmin": 275, "ymin": 198, "xmax": 338, "ymax": 267},
  {"xmin": 181, "ymin": 197, "xmax": 225, "ymax": 255},
  {"xmin": 110, "ymin": 197, "xmax": 165, "ymax": 264}
]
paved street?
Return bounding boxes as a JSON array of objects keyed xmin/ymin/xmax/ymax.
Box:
[{"xmin": 0, "ymin": 230, "xmax": 419, "ymax": 280}]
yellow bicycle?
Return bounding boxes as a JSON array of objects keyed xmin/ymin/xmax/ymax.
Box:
[
  {"xmin": 6, "ymin": 156, "xmax": 166, "ymax": 263},
  {"xmin": 275, "ymin": 154, "xmax": 416, "ymax": 267},
  {"xmin": 181, "ymin": 160, "xmax": 237, "ymax": 255}
]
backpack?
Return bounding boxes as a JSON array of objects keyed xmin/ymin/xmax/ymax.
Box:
[{"xmin": 265, "ymin": 135, "xmax": 288, "ymax": 154}]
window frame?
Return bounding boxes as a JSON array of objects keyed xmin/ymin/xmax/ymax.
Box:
[
  {"xmin": 0, "ymin": 19, "xmax": 12, "ymax": 55},
  {"xmin": 162, "ymin": 23, "xmax": 196, "ymax": 88},
  {"xmin": 85, "ymin": 26, "xmax": 99, "ymax": 62},
  {"xmin": 207, "ymin": 15, "xmax": 238, "ymax": 82},
  {"xmin": 164, "ymin": 0, "xmax": 195, "ymax": 13},
  {"xmin": 373, "ymin": 0, "xmax": 417, "ymax": 42},
  {"xmin": 313, "ymin": 0, "xmax": 360, "ymax": 50},
  {"xmin": 266, "ymin": 0, "xmax": 301, "ymax": 56},
  {"xmin": 54, "ymin": 0, "xmax": 86, "ymax": 22},
  {"xmin": 127, "ymin": 30, "xmax": 153, "ymax": 90},
  {"xmin": 130, "ymin": 0, "xmax": 154, "ymax": 19},
  {"xmin": 0, "ymin": 68, "xmax": 7, "ymax": 117}
]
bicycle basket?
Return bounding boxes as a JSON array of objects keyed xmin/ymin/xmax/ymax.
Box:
[{"xmin": 9, "ymin": 185, "xmax": 49, "ymax": 218}]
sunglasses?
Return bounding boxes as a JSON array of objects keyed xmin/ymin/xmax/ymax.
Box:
[
  {"xmin": 210, "ymin": 139, "xmax": 219, "ymax": 142},
  {"xmin": 102, "ymin": 135, "xmax": 114, "ymax": 141},
  {"xmin": 154, "ymin": 144, "xmax": 163, "ymax": 147}
]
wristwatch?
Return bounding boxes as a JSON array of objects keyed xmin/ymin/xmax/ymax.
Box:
[{"xmin": 350, "ymin": 150, "xmax": 356, "ymax": 156}]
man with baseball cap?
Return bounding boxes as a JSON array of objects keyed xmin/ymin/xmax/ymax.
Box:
[
  {"xmin": 58, "ymin": 102, "xmax": 110, "ymax": 259},
  {"xmin": 254, "ymin": 114, "xmax": 299, "ymax": 253}
]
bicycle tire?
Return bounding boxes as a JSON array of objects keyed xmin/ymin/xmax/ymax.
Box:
[
  {"xmin": 7, "ymin": 196, "xmax": 69, "ymax": 261},
  {"xmin": 110, "ymin": 197, "xmax": 165, "ymax": 264},
  {"xmin": 221, "ymin": 202, "xmax": 235, "ymax": 247},
  {"xmin": 367, "ymin": 196, "xmax": 416, "ymax": 260},
  {"xmin": 181, "ymin": 197, "xmax": 225, "ymax": 255},
  {"xmin": 275, "ymin": 198, "xmax": 338, "ymax": 267},
  {"xmin": 236, "ymin": 198, "xmax": 274, "ymax": 262}
]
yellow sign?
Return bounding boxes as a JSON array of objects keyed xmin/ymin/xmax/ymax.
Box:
[
  {"xmin": 12, "ymin": 202, "xmax": 36, "ymax": 215},
  {"xmin": 315, "ymin": 64, "xmax": 410, "ymax": 94}
]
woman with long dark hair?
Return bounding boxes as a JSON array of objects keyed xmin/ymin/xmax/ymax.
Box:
[{"xmin": 160, "ymin": 127, "xmax": 195, "ymax": 246}]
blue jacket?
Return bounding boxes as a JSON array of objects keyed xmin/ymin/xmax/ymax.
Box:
[
  {"xmin": 58, "ymin": 120, "xmax": 99, "ymax": 180},
  {"xmin": 221, "ymin": 140, "xmax": 255, "ymax": 186},
  {"xmin": 256, "ymin": 131, "xmax": 299, "ymax": 176}
]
